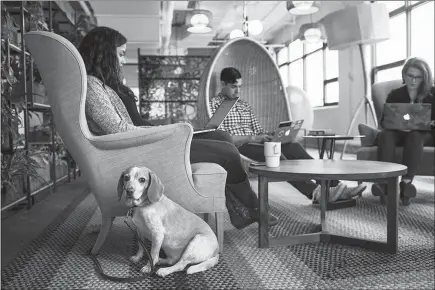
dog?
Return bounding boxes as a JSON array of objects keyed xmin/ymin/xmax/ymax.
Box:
[{"xmin": 117, "ymin": 166, "xmax": 219, "ymax": 277}]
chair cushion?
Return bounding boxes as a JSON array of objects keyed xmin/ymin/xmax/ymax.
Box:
[
  {"xmin": 191, "ymin": 162, "xmax": 227, "ymax": 198},
  {"xmin": 358, "ymin": 124, "xmax": 381, "ymax": 147},
  {"xmin": 357, "ymin": 146, "xmax": 435, "ymax": 176}
]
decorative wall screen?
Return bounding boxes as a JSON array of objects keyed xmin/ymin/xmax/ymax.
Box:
[{"xmin": 139, "ymin": 55, "xmax": 210, "ymax": 124}]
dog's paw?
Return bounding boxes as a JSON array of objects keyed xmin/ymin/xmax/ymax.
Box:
[
  {"xmin": 130, "ymin": 255, "xmax": 142, "ymax": 263},
  {"xmin": 156, "ymin": 267, "xmax": 173, "ymax": 278},
  {"xmin": 140, "ymin": 263, "xmax": 152, "ymax": 273}
]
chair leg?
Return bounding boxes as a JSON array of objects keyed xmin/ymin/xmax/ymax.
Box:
[
  {"xmin": 91, "ymin": 217, "xmax": 115, "ymax": 255},
  {"xmin": 215, "ymin": 212, "xmax": 224, "ymax": 253}
]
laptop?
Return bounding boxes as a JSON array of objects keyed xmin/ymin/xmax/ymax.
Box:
[
  {"xmin": 271, "ymin": 119, "xmax": 304, "ymax": 143},
  {"xmin": 382, "ymin": 103, "xmax": 432, "ymax": 131},
  {"xmin": 248, "ymin": 119, "xmax": 304, "ymax": 145},
  {"xmin": 193, "ymin": 97, "xmax": 239, "ymax": 135}
]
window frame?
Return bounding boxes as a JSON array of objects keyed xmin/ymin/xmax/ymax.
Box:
[
  {"xmin": 278, "ymin": 41, "xmax": 339, "ymax": 108},
  {"xmin": 372, "ymin": 1, "xmax": 431, "ymax": 83}
]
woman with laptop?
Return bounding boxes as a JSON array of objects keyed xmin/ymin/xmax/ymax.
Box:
[{"xmin": 373, "ymin": 57, "xmax": 434, "ymax": 205}]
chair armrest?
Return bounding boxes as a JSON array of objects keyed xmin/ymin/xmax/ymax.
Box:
[
  {"xmin": 88, "ymin": 123, "xmax": 192, "ymax": 150},
  {"xmin": 191, "ymin": 162, "xmax": 227, "ymax": 198},
  {"xmin": 358, "ymin": 124, "xmax": 381, "ymax": 147}
]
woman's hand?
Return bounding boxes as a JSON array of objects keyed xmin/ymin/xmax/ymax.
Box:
[{"xmin": 430, "ymin": 120, "xmax": 435, "ymax": 127}]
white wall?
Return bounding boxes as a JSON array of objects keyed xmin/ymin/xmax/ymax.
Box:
[{"xmin": 270, "ymin": 1, "xmax": 377, "ymax": 139}]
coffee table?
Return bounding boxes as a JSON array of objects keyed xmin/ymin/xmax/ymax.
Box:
[{"xmin": 249, "ymin": 160, "xmax": 407, "ymax": 254}]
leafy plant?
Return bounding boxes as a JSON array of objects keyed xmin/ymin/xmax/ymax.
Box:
[
  {"xmin": 1, "ymin": 35, "xmax": 47, "ymax": 197},
  {"xmin": 1, "ymin": 149, "xmax": 48, "ymax": 194}
]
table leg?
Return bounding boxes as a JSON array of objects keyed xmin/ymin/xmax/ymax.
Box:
[
  {"xmin": 258, "ymin": 175, "xmax": 269, "ymax": 248},
  {"xmin": 319, "ymin": 139, "xmax": 327, "ymax": 159},
  {"xmin": 387, "ymin": 176, "xmax": 399, "ymax": 253},
  {"xmin": 329, "ymin": 139, "xmax": 336, "ymax": 160},
  {"xmin": 320, "ymin": 180, "xmax": 328, "ymax": 232}
]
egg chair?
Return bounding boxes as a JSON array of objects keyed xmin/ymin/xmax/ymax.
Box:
[{"xmin": 196, "ymin": 37, "xmax": 292, "ymax": 172}]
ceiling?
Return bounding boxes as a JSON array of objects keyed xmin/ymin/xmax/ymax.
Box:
[{"xmin": 89, "ymin": 1, "xmax": 299, "ymax": 63}]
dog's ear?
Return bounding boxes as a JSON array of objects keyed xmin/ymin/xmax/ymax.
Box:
[
  {"xmin": 117, "ymin": 170, "xmax": 126, "ymax": 201},
  {"xmin": 146, "ymin": 170, "xmax": 164, "ymax": 203}
]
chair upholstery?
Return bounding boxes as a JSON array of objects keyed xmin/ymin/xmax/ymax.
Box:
[
  {"xmin": 24, "ymin": 31, "xmax": 227, "ymax": 253},
  {"xmin": 357, "ymin": 80, "xmax": 434, "ymax": 176},
  {"xmin": 196, "ymin": 37, "xmax": 292, "ymax": 172}
]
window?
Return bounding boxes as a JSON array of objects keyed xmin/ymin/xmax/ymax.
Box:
[
  {"xmin": 305, "ymin": 50, "xmax": 324, "ymax": 107},
  {"xmin": 289, "ymin": 39, "xmax": 303, "ymax": 61},
  {"xmin": 375, "ymin": 13, "xmax": 407, "ymax": 66},
  {"xmin": 277, "ymin": 47, "xmax": 289, "ymax": 87},
  {"xmin": 410, "ymin": 1, "xmax": 434, "ymax": 73},
  {"xmin": 325, "ymin": 47, "xmax": 338, "ymax": 79},
  {"xmin": 377, "ymin": 66, "xmax": 403, "ymax": 82},
  {"xmin": 289, "ymin": 59, "xmax": 303, "ymax": 89},
  {"xmin": 279, "ymin": 66, "xmax": 289, "ymax": 87},
  {"xmin": 373, "ymin": 1, "xmax": 434, "ymax": 82},
  {"xmin": 278, "ymin": 39, "xmax": 339, "ymax": 107}
]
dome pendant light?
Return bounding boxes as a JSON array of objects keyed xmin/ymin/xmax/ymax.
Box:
[
  {"xmin": 287, "ymin": 1, "xmax": 319, "ymax": 15},
  {"xmin": 186, "ymin": 5, "xmax": 213, "ymax": 34},
  {"xmin": 298, "ymin": 15, "xmax": 325, "ymax": 43}
]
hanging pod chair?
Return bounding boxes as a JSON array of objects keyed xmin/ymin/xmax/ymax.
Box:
[
  {"xmin": 197, "ymin": 37, "xmax": 292, "ymax": 130},
  {"xmin": 196, "ymin": 37, "xmax": 292, "ymax": 170}
]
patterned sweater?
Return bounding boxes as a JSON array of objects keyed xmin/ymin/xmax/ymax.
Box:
[{"xmin": 85, "ymin": 75, "xmax": 139, "ymax": 135}]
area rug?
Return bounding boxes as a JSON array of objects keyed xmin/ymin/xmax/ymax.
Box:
[{"xmin": 1, "ymin": 177, "xmax": 434, "ymax": 289}]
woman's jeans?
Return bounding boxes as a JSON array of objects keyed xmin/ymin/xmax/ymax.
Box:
[{"xmin": 376, "ymin": 129, "xmax": 433, "ymax": 180}]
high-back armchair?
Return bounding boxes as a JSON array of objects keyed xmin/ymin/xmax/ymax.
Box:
[
  {"xmin": 24, "ymin": 31, "xmax": 227, "ymax": 253},
  {"xmin": 357, "ymin": 80, "xmax": 434, "ymax": 176}
]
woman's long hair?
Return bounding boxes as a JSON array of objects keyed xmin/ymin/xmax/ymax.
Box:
[
  {"xmin": 78, "ymin": 26, "xmax": 137, "ymax": 101},
  {"xmin": 401, "ymin": 57, "xmax": 434, "ymax": 101}
]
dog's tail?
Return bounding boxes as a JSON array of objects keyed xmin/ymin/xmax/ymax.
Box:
[{"xmin": 186, "ymin": 255, "xmax": 219, "ymax": 275}]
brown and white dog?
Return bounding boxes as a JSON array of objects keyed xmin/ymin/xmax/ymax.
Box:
[{"xmin": 117, "ymin": 166, "xmax": 219, "ymax": 277}]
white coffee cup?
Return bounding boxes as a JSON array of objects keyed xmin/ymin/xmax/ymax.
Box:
[{"xmin": 264, "ymin": 142, "xmax": 281, "ymax": 168}]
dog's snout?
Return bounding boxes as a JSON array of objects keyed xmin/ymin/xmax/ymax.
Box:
[{"xmin": 126, "ymin": 188, "xmax": 134, "ymax": 196}]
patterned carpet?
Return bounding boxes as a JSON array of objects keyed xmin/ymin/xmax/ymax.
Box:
[{"xmin": 1, "ymin": 177, "xmax": 434, "ymax": 289}]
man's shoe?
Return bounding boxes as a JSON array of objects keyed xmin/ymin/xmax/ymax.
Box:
[
  {"xmin": 400, "ymin": 181, "xmax": 417, "ymax": 198},
  {"xmin": 312, "ymin": 183, "xmax": 347, "ymax": 204},
  {"xmin": 329, "ymin": 183, "xmax": 347, "ymax": 202},
  {"xmin": 338, "ymin": 184, "xmax": 367, "ymax": 200}
]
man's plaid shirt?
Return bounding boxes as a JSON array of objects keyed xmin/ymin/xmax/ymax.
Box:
[{"xmin": 209, "ymin": 93, "xmax": 264, "ymax": 136}]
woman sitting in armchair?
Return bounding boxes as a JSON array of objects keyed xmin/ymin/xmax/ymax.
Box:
[{"xmin": 372, "ymin": 57, "xmax": 435, "ymax": 205}]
